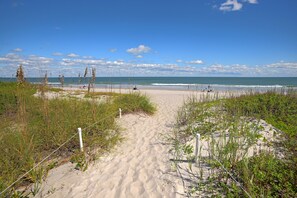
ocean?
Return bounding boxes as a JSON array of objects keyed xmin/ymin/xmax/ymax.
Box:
[{"xmin": 1, "ymin": 77, "xmax": 296, "ymax": 91}]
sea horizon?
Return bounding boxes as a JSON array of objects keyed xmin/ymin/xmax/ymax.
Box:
[{"xmin": 1, "ymin": 76, "xmax": 296, "ymax": 91}]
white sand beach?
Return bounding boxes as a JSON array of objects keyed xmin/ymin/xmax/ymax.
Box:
[
  {"xmin": 22, "ymin": 87, "xmax": 281, "ymax": 197},
  {"xmin": 35, "ymin": 89, "xmax": 212, "ymax": 197}
]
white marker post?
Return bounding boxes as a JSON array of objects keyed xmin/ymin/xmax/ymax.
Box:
[
  {"xmin": 119, "ymin": 108, "xmax": 122, "ymax": 118},
  {"xmin": 195, "ymin": 133, "xmax": 200, "ymax": 163},
  {"xmin": 78, "ymin": 128, "xmax": 84, "ymax": 152}
]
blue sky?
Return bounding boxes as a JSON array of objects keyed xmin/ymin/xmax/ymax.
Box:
[{"xmin": 1, "ymin": 0, "xmax": 297, "ymax": 77}]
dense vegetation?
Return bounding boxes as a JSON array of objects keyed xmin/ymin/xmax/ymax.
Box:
[
  {"xmin": 224, "ymin": 91, "xmax": 297, "ymax": 136},
  {"xmin": 225, "ymin": 91, "xmax": 297, "ymax": 197},
  {"xmin": 0, "ymin": 82, "xmax": 155, "ymax": 197},
  {"xmin": 172, "ymin": 91, "xmax": 297, "ymax": 197}
]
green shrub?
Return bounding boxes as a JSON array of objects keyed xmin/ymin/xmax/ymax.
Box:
[
  {"xmin": 224, "ymin": 92, "xmax": 297, "ymax": 136},
  {"xmin": 235, "ymin": 153, "xmax": 296, "ymax": 197}
]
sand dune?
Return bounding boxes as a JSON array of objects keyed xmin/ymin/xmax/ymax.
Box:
[{"xmin": 36, "ymin": 89, "xmax": 204, "ymax": 197}]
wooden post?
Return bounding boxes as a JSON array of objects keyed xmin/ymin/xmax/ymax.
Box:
[
  {"xmin": 78, "ymin": 128, "xmax": 83, "ymax": 152},
  {"xmin": 119, "ymin": 108, "xmax": 122, "ymax": 118}
]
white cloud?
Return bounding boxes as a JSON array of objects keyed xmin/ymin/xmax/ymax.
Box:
[
  {"xmin": 52, "ymin": 52, "xmax": 63, "ymax": 56},
  {"xmin": 198, "ymin": 64, "xmax": 257, "ymax": 76},
  {"xmin": 60, "ymin": 58, "xmax": 105, "ymax": 66},
  {"xmin": 67, "ymin": 53, "xmax": 79, "ymax": 58},
  {"xmin": 0, "ymin": 53, "xmax": 198, "ymax": 77},
  {"xmin": 58, "ymin": 58, "xmax": 197, "ymax": 76},
  {"xmin": 220, "ymin": 0, "xmax": 243, "ymax": 11},
  {"xmin": 136, "ymin": 55, "xmax": 143, "ymax": 58},
  {"xmin": 266, "ymin": 62, "xmax": 297, "ymax": 69},
  {"xmin": 0, "ymin": 53, "xmax": 55, "ymax": 77},
  {"xmin": 1, "ymin": 52, "xmax": 296, "ymax": 77},
  {"xmin": 187, "ymin": 60, "xmax": 204, "ymax": 64},
  {"xmin": 13, "ymin": 48, "xmax": 23, "ymax": 52},
  {"xmin": 219, "ymin": 0, "xmax": 258, "ymax": 12},
  {"xmin": 0, "ymin": 54, "xmax": 53, "ymax": 66},
  {"xmin": 176, "ymin": 59, "xmax": 183, "ymax": 63},
  {"xmin": 0, "ymin": 53, "xmax": 22, "ymax": 64},
  {"xmin": 27, "ymin": 55, "xmax": 53, "ymax": 64},
  {"xmin": 127, "ymin": 45, "xmax": 151, "ymax": 55}
]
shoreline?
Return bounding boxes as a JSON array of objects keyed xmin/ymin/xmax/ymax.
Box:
[{"xmin": 60, "ymin": 84, "xmax": 294, "ymax": 94}]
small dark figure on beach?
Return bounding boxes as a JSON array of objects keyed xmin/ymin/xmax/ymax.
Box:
[
  {"xmin": 207, "ymin": 85, "xmax": 213, "ymax": 92},
  {"xmin": 133, "ymin": 86, "xmax": 138, "ymax": 90},
  {"xmin": 203, "ymin": 85, "xmax": 213, "ymax": 92}
]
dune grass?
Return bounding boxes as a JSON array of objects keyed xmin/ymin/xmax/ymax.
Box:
[
  {"xmin": 224, "ymin": 91, "xmax": 297, "ymax": 197},
  {"xmin": 171, "ymin": 91, "xmax": 297, "ymax": 197},
  {"xmin": 113, "ymin": 92, "xmax": 156, "ymax": 115},
  {"xmin": 0, "ymin": 82, "xmax": 155, "ymax": 197}
]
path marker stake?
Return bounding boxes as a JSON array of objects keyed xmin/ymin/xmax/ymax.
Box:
[{"xmin": 78, "ymin": 128, "xmax": 83, "ymax": 152}]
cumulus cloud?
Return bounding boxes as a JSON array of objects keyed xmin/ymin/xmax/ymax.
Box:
[
  {"xmin": 187, "ymin": 60, "xmax": 204, "ymax": 64},
  {"xmin": 0, "ymin": 52, "xmax": 198, "ymax": 77},
  {"xmin": 220, "ymin": 0, "xmax": 243, "ymax": 11},
  {"xmin": 199, "ymin": 64, "xmax": 259, "ymax": 75},
  {"xmin": 176, "ymin": 59, "xmax": 183, "ymax": 63},
  {"xmin": 67, "ymin": 53, "xmax": 79, "ymax": 58},
  {"xmin": 219, "ymin": 0, "xmax": 257, "ymax": 12},
  {"xmin": 60, "ymin": 58, "xmax": 105, "ymax": 66},
  {"xmin": 198, "ymin": 62, "xmax": 297, "ymax": 76},
  {"xmin": 13, "ymin": 48, "xmax": 23, "ymax": 52},
  {"xmin": 0, "ymin": 54, "xmax": 53, "ymax": 66},
  {"xmin": 127, "ymin": 45, "xmax": 151, "ymax": 55},
  {"xmin": 0, "ymin": 53, "xmax": 55, "ymax": 77},
  {"xmin": 1, "ymin": 52, "xmax": 296, "ymax": 77},
  {"xmin": 27, "ymin": 55, "xmax": 53, "ymax": 64},
  {"xmin": 265, "ymin": 62, "xmax": 297, "ymax": 69}
]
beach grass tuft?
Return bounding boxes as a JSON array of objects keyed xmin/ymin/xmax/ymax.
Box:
[
  {"xmin": 171, "ymin": 91, "xmax": 297, "ymax": 197},
  {"xmin": 0, "ymin": 82, "xmax": 155, "ymax": 196},
  {"xmin": 113, "ymin": 92, "xmax": 156, "ymax": 115}
]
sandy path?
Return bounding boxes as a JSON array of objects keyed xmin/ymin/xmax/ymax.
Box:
[{"xmin": 36, "ymin": 89, "xmax": 196, "ymax": 197}]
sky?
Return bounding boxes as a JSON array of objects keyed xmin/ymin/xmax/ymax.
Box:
[{"xmin": 0, "ymin": 0, "xmax": 297, "ymax": 77}]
